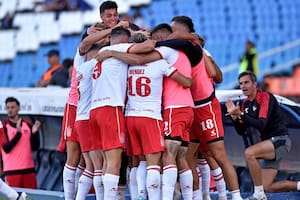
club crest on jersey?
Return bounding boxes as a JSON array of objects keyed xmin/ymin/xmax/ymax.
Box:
[
  {"xmin": 245, "ymin": 108, "xmax": 249, "ymax": 113},
  {"xmin": 253, "ymin": 105, "xmax": 257, "ymax": 111}
]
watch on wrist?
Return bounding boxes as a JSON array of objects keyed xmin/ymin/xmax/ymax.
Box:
[{"xmin": 238, "ymin": 112, "xmax": 244, "ymax": 120}]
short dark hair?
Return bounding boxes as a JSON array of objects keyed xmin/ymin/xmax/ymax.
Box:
[
  {"xmin": 238, "ymin": 71, "xmax": 257, "ymax": 82},
  {"xmin": 110, "ymin": 26, "xmax": 131, "ymax": 38},
  {"xmin": 171, "ymin": 16, "xmax": 195, "ymax": 33},
  {"xmin": 151, "ymin": 23, "xmax": 173, "ymax": 36},
  {"xmin": 99, "ymin": 1, "xmax": 118, "ymax": 14},
  {"xmin": 5, "ymin": 97, "xmax": 20, "ymax": 106}
]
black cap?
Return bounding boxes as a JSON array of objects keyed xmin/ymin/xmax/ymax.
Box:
[{"xmin": 45, "ymin": 49, "xmax": 59, "ymax": 57}]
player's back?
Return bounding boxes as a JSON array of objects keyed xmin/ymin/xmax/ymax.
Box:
[{"xmin": 126, "ymin": 59, "xmax": 176, "ymax": 120}]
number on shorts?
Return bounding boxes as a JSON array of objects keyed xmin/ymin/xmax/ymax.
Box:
[
  {"xmin": 128, "ymin": 76, "xmax": 151, "ymax": 97},
  {"xmin": 200, "ymin": 119, "xmax": 214, "ymax": 131}
]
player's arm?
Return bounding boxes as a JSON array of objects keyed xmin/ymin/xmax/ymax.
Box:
[
  {"xmin": 156, "ymin": 39, "xmax": 202, "ymax": 66},
  {"xmin": 96, "ymin": 50, "xmax": 161, "ymax": 65},
  {"xmin": 79, "ymin": 21, "xmax": 129, "ymax": 55},
  {"xmin": 170, "ymin": 71, "xmax": 193, "ymax": 88},
  {"xmin": 167, "ymin": 31, "xmax": 200, "ymax": 46},
  {"xmin": 127, "ymin": 39, "xmax": 156, "ymax": 53},
  {"xmin": 203, "ymin": 51, "xmax": 223, "ymax": 83}
]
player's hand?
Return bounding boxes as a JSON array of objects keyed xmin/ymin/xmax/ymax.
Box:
[
  {"xmin": 136, "ymin": 29, "xmax": 151, "ymax": 39},
  {"xmin": 225, "ymin": 99, "xmax": 240, "ymax": 118},
  {"xmin": 16, "ymin": 118, "xmax": 22, "ymax": 132},
  {"xmin": 32, "ymin": 120, "xmax": 41, "ymax": 134},
  {"xmin": 96, "ymin": 50, "xmax": 112, "ymax": 62},
  {"xmin": 87, "ymin": 22, "xmax": 104, "ymax": 35},
  {"xmin": 117, "ymin": 20, "xmax": 129, "ymax": 29}
]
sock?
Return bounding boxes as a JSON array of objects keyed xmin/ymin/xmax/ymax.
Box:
[
  {"xmin": 193, "ymin": 189, "xmax": 203, "ymax": 200},
  {"xmin": 198, "ymin": 159, "xmax": 210, "ymax": 196},
  {"xmin": 63, "ymin": 164, "xmax": 76, "ymax": 200},
  {"xmin": 231, "ymin": 189, "xmax": 243, "ymax": 200},
  {"xmin": 162, "ymin": 165, "xmax": 178, "ymax": 200},
  {"xmin": 179, "ymin": 169, "xmax": 193, "ymax": 200},
  {"xmin": 102, "ymin": 173, "xmax": 120, "ymax": 200},
  {"xmin": 136, "ymin": 161, "xmax": 147, "ymax": 198},
  {"xmin": 75, "ymin": 170, "xmax": 93, "ymax": 200},
  {"xmin": 93, "ymin": 170, "xmax": 104, "ymax": 200},
  {"xmin": 146, "ymin": 165, "xmax": 161, "ymax": 200},
  {"xmin": 212, "ymin": 167, "xmax": 227, "ymax": 199},
  {"xmin": 75, "ymin": 165, "xmax": 85, "ymax": 194},
  {"xmin": 117, "ymin": 185, "xmax": 126, "ymax": 200},
  {"xmin": 0, "ymin": 179, "xmax": 18, "ymax": 200},
  {"xmin": 297, "ymin": 181, "xmax": 300, "ymax": 191},
  {"xmin": 129, "ymin": 167, "xmax": 138, "ymax": 200},
  {"xmin": 253, "ymin": 185, "xmax": 265, "ymax": 198}
]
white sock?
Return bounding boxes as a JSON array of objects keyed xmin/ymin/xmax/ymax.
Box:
[
  {"xmin": 146, "ymin": 165, "xmax": 161, "ymax": 200},
  {"xmin": 117, "ymin": 185, "xmax": 126, "ymax": 200},
  {"xmin": 162, "ymin": 165, "xmax": 178, "ymax": 200},
  {"xmin": 297, "ymin": 181, "xmax": 300, "ymax": 191},
  {"xmin": 0, "ymin": 179, "xmax": 18, "ymax": 200},
  {"xmin": 102, "ymin": 173, "xmax": 120, "ymax": 200},
  {"xmin": 63, "ymin": 164, "xmax": 77, "ymax": 200},
  {"xmin": 253, "ymin": 185, "xmax": 265, "ymax": 198},
  {"xmin": 212, "ymin": 167, "xmax": 227, "ymax": 199},
  {"xmin": 129, "ymin": 167, "xmax": 138, "ymax": 200},
  {"xmin": 193, "ymin": 189, "xmax": 203, "ymax": 200},
  {"xmin": 179, "ymin": 169, "xmax": 193, "ymax": 200},
  {"xmin": 136, "ymin": 161, "xmax": 147, "ymax": 198},
  {"xmin": 93, "ymin": 170, "xmax": 104, "ymax": 200},
  {"xmin": 75, "ymin": 170, "xmax": 93, "ymax": 200},
  {"xmin": 75, "ymin": 165, "xmax": 85, "ymax": 193},
  {"xmin": 231, "ymin": 189, "xmax": 243, "ymax": 200},
  {"xmin": 198, "ymin": 159, "xmax": 210, "ymax": 196}
]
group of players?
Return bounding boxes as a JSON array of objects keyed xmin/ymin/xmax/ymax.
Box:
[{"xmin": 58, "ymin": 1, "xmax": 245, "ymax": 200}]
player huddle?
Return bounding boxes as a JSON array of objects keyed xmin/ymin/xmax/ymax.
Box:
[{"xmin": 59, "ymin": 1, "xmax": 244, "ymax": 200}]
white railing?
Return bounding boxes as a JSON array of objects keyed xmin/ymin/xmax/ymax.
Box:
[{"xmin": 221, "ymin": 39, "xmax": 300, "ymax": 89}]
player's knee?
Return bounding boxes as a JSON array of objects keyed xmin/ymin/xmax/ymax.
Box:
[{"xmin": 244, "ymin": 148, "xmax": 255, "ymax": 161}]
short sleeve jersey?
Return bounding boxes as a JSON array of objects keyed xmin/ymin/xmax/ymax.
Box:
[
  {"xmin": 67, "ymin": 49, "xmax": 87, "ymax": 106},
  {"xmin": 156, "ymin": 46, "xmax": 194, "ymax": 108},
  {"xmin": 90, "ymin": 43, "xmax": 133, "ymax": 110},
  {"xmin": 75, "ymin": 58, "xmax": 98, "ymax": 121},
  {"xmin": 125, "ymin": 59, "xmax": 177, "ymax": 120}
]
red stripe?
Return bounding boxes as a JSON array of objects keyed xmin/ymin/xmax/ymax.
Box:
[
  {"xmin": 83, "ymin": 172, "xmax": 93, "ymax": 179},
  {"xmin": 163, "ymin": 165, "xmax": 177, "ymax": 171},
  {"xmin": 179, "ymin": 169, "xmax": 190, "ymax": 174},
  {"xmin": 168, "ymin": 69, "xmax": 178, "ymax": 78},
  {"xmin": 154, "ymin": 49, "xmax": 163, "ymax": 59},
  {"xmin": 77, "ymin": 165, "xmax": 85, "ymax": 170},
  {"xmin": 65, "ymin": 164, "xmax": 76, "ymax": 171},
  {"xmin": 147, "ymin": 167, "xmax": 160, "ymax": 172},
  {"xmin": 126, "ymin": 44, "xmax": 134, "ymax": 53}
]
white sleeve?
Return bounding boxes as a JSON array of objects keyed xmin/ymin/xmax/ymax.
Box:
[
  {"xmin": 158, "ymin": 60, "xmax": 177, "ymax": 77},
  {"xmin": 73, "ymin": 48, "xmax": 87, "ymax": 68},
  {"xmin": 203, "ymin": 48, "xmax": 212, "ymax": 57},
  {"xmin": 100, "ymin": 43, "xmax": 133, "ymax": 53}
]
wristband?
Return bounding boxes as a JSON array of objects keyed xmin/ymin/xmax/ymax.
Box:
[{"xmin": 238, "ymin": 112, "xmax": 244, "ymax": 120}]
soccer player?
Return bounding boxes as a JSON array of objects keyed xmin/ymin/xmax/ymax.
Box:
[
  {"xmin": 170, "ymin": 15, "xmax": 243, "ymax": 200},
  {"xmin": 74, "ymin": 44, "xmax": 102, "ymax": 200},
  {"xmin": 90, "ymin": 27, "xmax": 155, "ymax": 200},
  {"xmin": 124, "ymin": 33, "xmax": 193, "ymax": 199}
]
